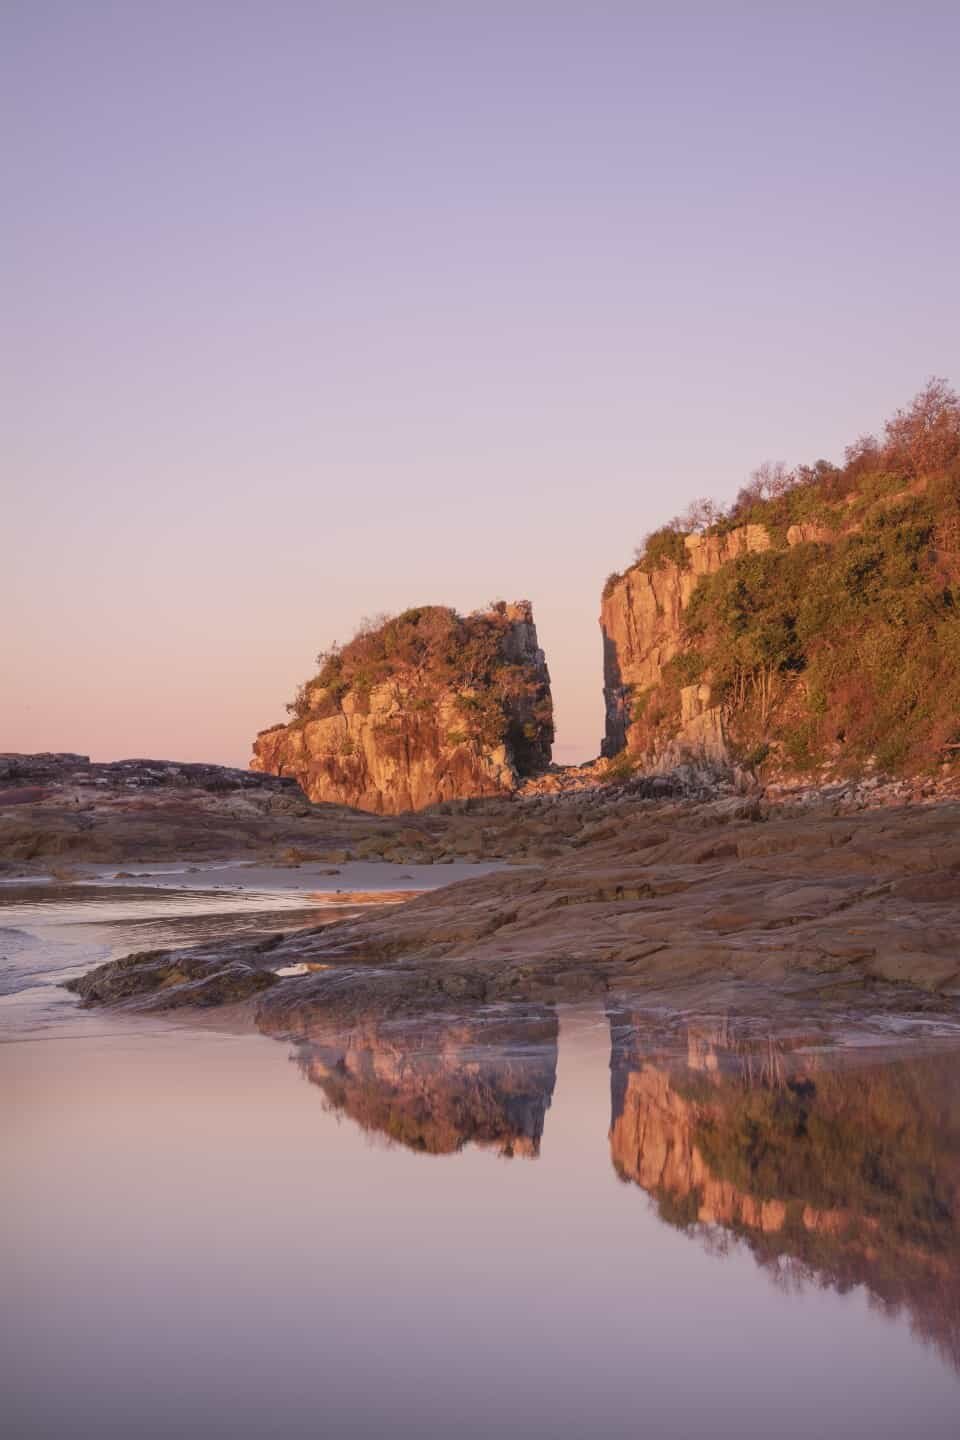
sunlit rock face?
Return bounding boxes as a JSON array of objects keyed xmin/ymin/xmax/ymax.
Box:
[
  {"xmin": 600, "ymin": 525, "xmax": 769, "ymax": 762},
  {"xmin": 608, "ymin": 1010, "xmax": 960, "ymax": 1370},
  {"xmin": 251, "ymin": 602, "xmax": 553, "ymax": 814},
  {"xmin": 290, "ymin": 1005, "xmax": 558, "ymax": 1157}
]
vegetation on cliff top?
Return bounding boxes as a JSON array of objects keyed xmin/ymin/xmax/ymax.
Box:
[
  {"xmin": 615, "ymin": 380, "xmax": 960, "ymax": 775},
  {"xmin": 286, "ymin": 603, "xmax": 554, "ymax": 769},
  {"xmin": 629, "ymin": 378, "xmax": 960, "ymax": 573}
]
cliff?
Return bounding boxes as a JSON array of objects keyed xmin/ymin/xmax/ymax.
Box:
[
  {"xmin": 251, "ymin": 601, "xmax": 553, "ymax": 813},
  {"xmin": 600, "ymin": 381, "xmax": 960, "ymax": 778},
  {"xmin": 600, "ymin": 524, "xmax": 770, "ymax": 764}
]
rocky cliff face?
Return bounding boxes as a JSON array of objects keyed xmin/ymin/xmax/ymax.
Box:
[
  {"xmin": 600, "ymin": 457, "xmax": 960, "ymax": 778},
  {"xmin": 600, "ymin": 524, "xmax": 770, "ymax": 763},
  {"xmin": 251, "ymin": 601, "xmax": 553, "ymax": 814}
]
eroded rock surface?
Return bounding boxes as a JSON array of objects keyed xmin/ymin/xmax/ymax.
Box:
[
  {"xmin": 251, "ymin": 601, "xmax": 553, "ymax": 813},
  {"xmin": 0, "ymin": 754, "xmax": 343, "ymax": 870},
  {"xmin": 68, "ymin": 797, "xmax": 960, "ymax": 1015},
  {"xmin": 0, "ymin": 749, "xmax": 527, "ymax": 872},
  {"xmin": 64, "ymin": 938, "xmax": 285, "ymax": 1010}
]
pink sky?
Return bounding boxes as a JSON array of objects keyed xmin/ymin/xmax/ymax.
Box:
[{"xmin": 4, "ymin": 4, "xmax": 959, "ymax": 766}]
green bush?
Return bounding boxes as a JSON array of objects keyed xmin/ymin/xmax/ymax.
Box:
[
  {"xmin": 676, "ymin": 465, "xmax": 960, "ymax": 772},
  {"xmin": 608, "ymin": 382, "xmax": 960, "ymax": 777},
  {"xmin": 603, "ymin": 753, "xmax": 638, "ymax": 784},
  {"xmin": 663, "ymin": 651, "xmax": 706, "ymax": 686},
  {"xmin": 638, "ymin": 526, "xmax": 690, "ymax": 571}
]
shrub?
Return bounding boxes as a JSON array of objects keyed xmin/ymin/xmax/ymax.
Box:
[
  {"xmin": 615, "ymin": 381, "xmax": 958, "ymax": 583},
  {"xmin": 603, "ymin": 753, "xmax": 639, "ymax": 783},
  {"xmin": 637, "ymin": 525, "xmax": 690, "ymax": 571},
  {"xmin": 663, "ymin": 651, "xmax": 705, "ymax": 686},
  {"xmin": 674, "ymin": 434, "xmax": 960, "ymax": 771}
]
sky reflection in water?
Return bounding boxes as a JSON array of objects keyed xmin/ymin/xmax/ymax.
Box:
[
  {"xmin": 4, "ymin": 880, "xmax": 960, "ymax": 1438},
  {"xmin": 5, "ymin": 1005, "xmax": 960, "ymax": 1439}
]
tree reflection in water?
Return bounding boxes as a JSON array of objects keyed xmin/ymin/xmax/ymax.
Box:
[
  {"xmin": 290, "ymin": 1003, "xmax": 558, "ymax": 1157},
  {"xmin": 271, "ymin": 986, "xmax": 960, "ymax": 1368},
  {"xmin": 608, "ymin": 1008, "xmax": 960, "ymax": 1371}
]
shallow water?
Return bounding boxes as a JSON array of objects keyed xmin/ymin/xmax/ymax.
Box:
[
  {"xmin": 3, "ymin": 867, "xmax": 959, "ymax": 1438},
  {"xmin": 0, "ymin": 858, "xmax": 499, "ymax": 1022}
]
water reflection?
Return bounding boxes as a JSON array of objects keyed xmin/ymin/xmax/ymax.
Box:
[
  {"xmin": 291, "ymin": 1005, "xmax": 558, "ymax": 1157},
  {"xmin": 276, "ymin": 993, "xmax": 960, "ymax": 1367},
  {"xmin": 608, "ymin": 1008, "xmax": 960, "ymax": 1370}
]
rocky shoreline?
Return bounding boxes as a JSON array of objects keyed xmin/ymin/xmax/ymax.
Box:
[
  {"xmin": 61, "ymin": 776, "xmax": 960, "ymax": 1024},
  {"xmin": 4, "ymin": 750, "xmax": 956, "ymax": 1026}
]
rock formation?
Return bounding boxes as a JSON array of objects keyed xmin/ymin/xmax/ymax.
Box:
[
  {"xmin": 0, "ymin": 753, "xmax": 336, "ymax": 868},
  {"xmin": 600, "ymin": 524, "xmax": 770, "ymax": 765},
  {"xmin": 0, "ymin": 752, "xmax": 303, "ymax": 797},
  {"xmin": 601, "ymin": 456, "xmax": 960, "ymax": 779},
  {"xmin": 251, "ymin": 601, "xmax": 553, "ymax": 813},
  {"xmin": 68, "ymin": 792, "xmax": 960, "ymax": 1011}
]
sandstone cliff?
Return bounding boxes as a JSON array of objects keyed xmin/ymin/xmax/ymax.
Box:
[
  {"xmin": 251, "ymin": 601, "xmax": 553, "ymax": 813},
  {"xmin": 600, "ymin": 524, "xmax": 770, "ymax": 765},
  {"xmin": 600, "ymin": 403, "xmax": 960, "ymax": 779}
]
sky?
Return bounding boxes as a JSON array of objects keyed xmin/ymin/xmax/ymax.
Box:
[{"xmin": 3, "ymin": 1, "xmax": 959, "ymax": 767}]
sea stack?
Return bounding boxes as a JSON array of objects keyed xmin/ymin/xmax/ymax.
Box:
[{"xmin": 251, "ymin": 601, "xmax": 553, "ymax": 813}]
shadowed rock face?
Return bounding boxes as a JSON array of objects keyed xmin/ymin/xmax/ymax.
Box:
[
  {"xmin": 285, "ymin": 1004, "xmax": 558, "ymax": 1157},
  {"xmin": 608, "ymin": 1011, "xmax": 960, "ymax": 1371},
  {"xmin": 251, "ymin": 601, "xmax": 553, "ymax": 814}
]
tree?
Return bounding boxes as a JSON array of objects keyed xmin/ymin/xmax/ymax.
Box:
[
  {"xmin": 677, "ymin": 496, "xmax": 725, "ymax": 531},
  {"xmin": 882, "ymin": 377, "xmax": 960, "ymax": 478}
]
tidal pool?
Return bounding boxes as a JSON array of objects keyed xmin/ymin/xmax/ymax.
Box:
[{"xmin": 3, "ymin": 870, "xmax": 959, "ymax": 1439}]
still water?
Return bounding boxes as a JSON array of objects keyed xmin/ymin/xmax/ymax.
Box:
[{"xmin": 3, "ymin": 867, "xmax": 959, "ymax": 1438}]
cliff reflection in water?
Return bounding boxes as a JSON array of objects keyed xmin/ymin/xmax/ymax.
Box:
[
  {"xmin": 292, "ymin": 1005, "xmax": 558, "ymax": 1157},
  {"xmin": 608, "ymin": 1009, "xmax": 960, "ymax": 1370},
  {"xmin": 278, "ymin": 992, "xmax": 960, "ymax": 1365}
]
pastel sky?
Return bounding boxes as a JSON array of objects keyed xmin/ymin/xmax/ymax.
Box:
[{"xmin": 4, "ymin": 2, "xmax": 959, "ymax": 767}]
